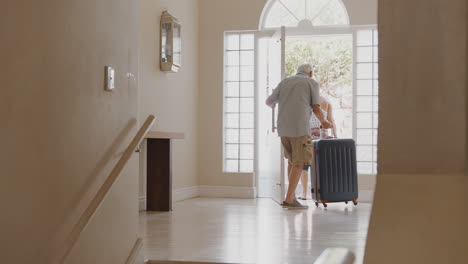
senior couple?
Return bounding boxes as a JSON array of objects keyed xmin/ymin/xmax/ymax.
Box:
[{"xmin": 266, "ymin": 63, "xmax": 335, "ymax": 210}]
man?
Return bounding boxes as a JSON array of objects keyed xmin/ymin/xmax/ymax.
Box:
[{"xmin": 266, "ymin": 63, "xmax": 332, "ymax": 209}]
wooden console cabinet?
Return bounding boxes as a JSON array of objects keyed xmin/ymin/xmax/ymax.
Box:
[{"xmin": 144, "ymin": 131, "xmax": 184, "ymax": 211}]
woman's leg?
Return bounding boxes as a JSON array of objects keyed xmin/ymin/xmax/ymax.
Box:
[{"xmin": 300, "ymin": 169, "xmax": 308, "ymax": 199}]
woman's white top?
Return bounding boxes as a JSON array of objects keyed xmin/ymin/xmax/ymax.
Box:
[{"xmin": 310, "ymin": 98, "xmax": 330, "ymax": 139}]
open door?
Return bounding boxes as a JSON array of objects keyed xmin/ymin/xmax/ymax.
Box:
[{"xmin": 256, "ymin": 27, "xmax": 286, "ymax": 204}]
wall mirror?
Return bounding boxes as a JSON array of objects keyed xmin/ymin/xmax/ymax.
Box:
[{"xmin": 160, "ymin": 11, "xmax": 181, "ymax": 72}]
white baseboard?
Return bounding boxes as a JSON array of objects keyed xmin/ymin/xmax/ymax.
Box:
[
  {"xmin": 139, "ymin": 186, "xmax": 200, "ymax": 211},
  {"xmin": 139, "ymin": 196, "xmax": 146, "ymax": 211},
  {"xmin": 125, "ymin": 238, "xmax": 144, "ymax": 264},
  {"xmin": 199, "ymin": 185, "xmax": 257, "ymax": 199},
  {"xmin": 140, "ymin": 186, "xmax": 371, "ymax": 209},
  {"xmin": 173, "ymin": 186, "xmax": 200, "ymax": 202},
  {"xmin": 359, "ymin": 190, "xmax": 374, "ymax": 203}
]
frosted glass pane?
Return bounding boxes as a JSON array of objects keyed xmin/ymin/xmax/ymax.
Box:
[
  {"xmin": 226, "ymin": 82, "xmax": 239, "ymax": 97},
  {"xmin": 240, "ymin": 34, "xmax": 254, "ymax": 50},
  {"xmin": 225, "ymin": 144, "xmax": 239, "ymax": 159},
  {"xmin": 357, "ymin": 129, "xmax": 373, "ymax": 145},
  {"xmin": 240, "ymin": 129, "xmax": 254, "ymax": 143},
  {"xmin": 357, "ymin": 162, "xmax": 373, "ymax": 174},
  {"xmin": 373, "ymin": 30, "xmax": 379, "ymax": 45},
  {"xmin": 357, "ymin": 63, "xmax": 372, "ymax": 79},
  {"xmin": 313, "ymin": 0, "xmax": 348, "ymax": 25},
  {"xmin": 240, "ymin": 113, "xmax": 254, "ymax": 128},
  {"xmin": 373, "ymin": 113, "xmax": 379, "ymax": 127},
  {"xmin": 373, "ymin": 129, "xmax": 378, "ymax": 145},
  {"xmin": 373, "ymin": 80, "xmax": 379, "ymax": 95},
  {"xmin": 356, "ymin": 96, "xmax": 373, "ymax": 112},
  {"xmin": 240, "ymin": 66, "xmax": 254, "ymax": 81},
  {"xmin": 240, "ymin": 98, "xmax": 254, "ymax": 113},
  {"xmin": 373, "ymin": 46, "xmax": 378, "ymax": 62},
  {"xmin": 225, "ymin": 129, "xmax": 239, "ymax": 143},
  {"xmin": 373, "ymin": 96, "xmax": 379, "ymax": 111},
  {"xmin": 226, "ymin": 98, "xmax": 239, "ymax": 113},
  {"xmin": 357, "ymin": 146, "xmax": 373, "ymax": 162},
  {"xmin": 356, "ymin": 30, "xmax": 373, "ymax": 46},
  {"xmin": 307, "ymin": 0, "xmax": 329, "ymax": 20},
  {"xmin": 226, "ymin": 51, "xmax": 239, "ymax": 66},
  {"xmin": 225, "ymin": 113, "xmax": 239, "ymax": 128},
  {"xmin": 225, "ymin": 159, "xmax": 239, "ymax": 172},
  {"xmin": 283, "ymin": 0, "xmax": 307, "ymax": 21},
  {"xmin": 373, "ymin": 63, "xmax": 379, "ymax": 78},
  {"xmin": 265, "ymin": 1, "xmax": 298, "ymax": 28},
  {"xmin": 240, "ymin": 82, "xmax": 254, "ymax": 97},
  {"xmin": 373, "ymin": 163, "xmax": 378, "ymax": 175},
  {"xmin": 357, "ymin": 47, "xmax": 373, "ymax": 63},
  {"xmin": 226, "ymin": 34, "xmax": 239, "ymax": 50},
  {"xmin": 240, "ymin": 51, "xmax": 254, "ymax": 66},
  {"xmin": 226, "ymin": 66, "xmax": 239, "ymax": 81},
  {"xmin": 373, "ymin": 146, "xmax": 378, "ymax": 161},
  {"xmin": 356, "ymin": 80, "xmax": 372, "ymax": 95},
  {"xmin": 357, "ymin": 113, "xmax": 372, "ymax": 129},
  {"xmin": 240, "ymin": 160, "xmax": 254, "ymax": 173},
  {"xmin": 240, "ymin": 144, "xmax": 254, "ymax": 159},
  {"xmin": 264, "ymin": 0, "xmax": 348, "ymax": 28}
]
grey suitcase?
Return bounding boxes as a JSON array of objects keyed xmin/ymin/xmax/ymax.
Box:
[{"xmin": 311, "ymin": 138, "xmax": 359, "ymax": 208}]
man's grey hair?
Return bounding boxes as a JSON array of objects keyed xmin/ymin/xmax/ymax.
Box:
[{"xmin": 297, "ymin": 63, "xmax": 313, "ymax": 75}]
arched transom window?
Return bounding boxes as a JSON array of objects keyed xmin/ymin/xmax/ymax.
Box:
[{"xmin": 261, "ymin": 0, "xmax": 349, "ymax": 29}]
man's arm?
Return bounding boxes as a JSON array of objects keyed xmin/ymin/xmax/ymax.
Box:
[
  {"xmin": 313, "ymin": 105, "xmax": 332, "ymax": 129},
  {"xmin": 266, "ymin": 83, "xmax": 282, "ymax": 108},
  {"xmin": 265, "ymin": 96, "xmax": 276, "ymax": 108}
]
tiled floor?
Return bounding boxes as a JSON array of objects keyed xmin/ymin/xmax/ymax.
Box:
[{"xmin": 140, "ymin": 198, "xmax": 371, "ymax": 264}]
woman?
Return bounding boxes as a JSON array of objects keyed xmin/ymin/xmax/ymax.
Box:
[{"xmin": 299, "ymin": 96, "xmax": 337, "ymax": 200}]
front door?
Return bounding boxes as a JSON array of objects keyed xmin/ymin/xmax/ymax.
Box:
[{"xmin": 256, "ymin": 27, "xmax": 286, "ymax": 204}]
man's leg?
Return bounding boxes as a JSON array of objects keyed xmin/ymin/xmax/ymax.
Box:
[{"xmin": 284, "ymin": 165, "xmax": 303, "ymax": 204}]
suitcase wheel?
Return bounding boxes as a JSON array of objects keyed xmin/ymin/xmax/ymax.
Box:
[
  {"xmin": 315, "ymin": 202, "xmax": 319, "ymax": 207},
  {"xmin": 352, "ymin": 199, "xmax": 358, "ymax": 206},
  {"xmin": 322, "ymin": 202, "xmax": 328, "ymax": 208},
  {"xmin": 345, "ymin": 201, "xmax": 349, "ymax": 205}
]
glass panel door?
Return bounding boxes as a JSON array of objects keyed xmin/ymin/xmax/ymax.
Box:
[{"xmin": 256, "ymin": 27, "xmax": 286, "ymax": 204}]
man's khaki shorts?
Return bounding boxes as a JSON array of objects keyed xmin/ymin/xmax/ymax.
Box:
[{"xmin": 281, "ymin": 135, "xmax": 313, "ymax": 166}]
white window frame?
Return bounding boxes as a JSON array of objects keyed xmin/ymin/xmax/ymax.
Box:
[
  {"xmin": 223, "ymin": 31, "xmax": 257, "ymax": 173},
  {"xmin": 259, "ymin": 0, "xmax": 350, "ymax": 30},
  {"xmin": 353, "ymin": 26, "xmax": 379, "ymax": 175}
]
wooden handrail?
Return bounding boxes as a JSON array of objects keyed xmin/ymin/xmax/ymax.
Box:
[{"xmin": 53, "ymin": 115, "xmax": 156, "ymax": 264}]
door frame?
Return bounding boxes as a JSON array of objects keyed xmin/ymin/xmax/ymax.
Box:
[{"xmin": 254, "ymin": 25, "xmax": 378, "ymax": 198}]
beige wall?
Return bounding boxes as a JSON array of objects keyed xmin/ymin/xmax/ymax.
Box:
[
  {"xmin": 0, "ymin": 0, "xmax": 140, "ymax": 263},
  {"xmin": 138, "ymin": 0, "xmax": 199, "ymax": 192},
  {"xmin": 377, "ymin": 0, "xmax": 467, "ymax": 174},
  {"xmin": 198, "ymin": 0, "xmax": 378, "ymax": 188},
  {"xmin": 365, "ymin": 0, "xmax": 468, "ymax": 262},
  {"xmin": 197, "ymin": 0, "xmax": 265, "ymax": 188}
]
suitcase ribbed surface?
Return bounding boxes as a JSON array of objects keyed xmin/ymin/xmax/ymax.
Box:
[{"xmin": 312, "ymin": 139, "xmax": 358, "ymax": 202}]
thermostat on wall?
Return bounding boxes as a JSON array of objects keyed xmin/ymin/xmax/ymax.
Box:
[{"xmin": 105, "ymin": 66, "xmax": 115, "ymax": 91}]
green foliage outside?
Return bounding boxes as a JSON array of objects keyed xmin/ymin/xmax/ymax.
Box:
[
  {"xmin": 285, "ymin": 36, "xmax": 352, "ymax": 98},
  {"xmin": 286, "ymin": 36, "xmax": 353, "ymax": 137}
]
